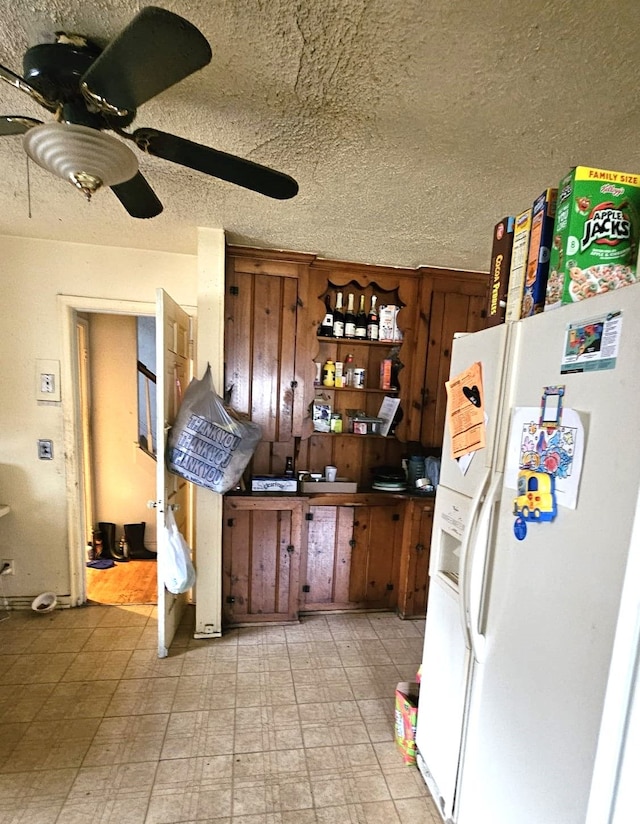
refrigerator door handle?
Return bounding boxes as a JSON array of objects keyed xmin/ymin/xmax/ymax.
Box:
[
  {"xmin": 457, "ymin": 467, "xmax": 491, "ymax": 649},
  {"xmin": 465, "ymin": 471, "xmax": 502, "ymax": 664}
]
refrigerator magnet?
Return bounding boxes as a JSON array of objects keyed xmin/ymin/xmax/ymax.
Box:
[
  {"xmin": 513, "ymin": 469, "xmax": 557, "ymax": 523},
  {"xmin": 560, "ymin": 310, "xmax": 622, "ymax": 374},
  {"xmin": 513, "ymin": 514, "xmax": 527, "ymax": 541}
]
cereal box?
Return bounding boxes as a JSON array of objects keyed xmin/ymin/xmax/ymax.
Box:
[
  {"xmin": 521, "ymin": 188, "xmax": 557, "ymax": 317},
  {"xmin": 378, "ymin": 305, "xmax": 403, "ymax": 342},
  {"xmin": 395, "ymin": 681, "xmax": 420, "ymax": 765},
  {"xmin": 504, "ymin": 208, "xmax": 532, "ymax": 322},
  {"xmin": 312, "ymin": 394, "xmax": 332, "ymax": 432},
  {"xmin": 545, "ymin": 166, "xmax": 640, "ymax": 309},
  {"xmin": 486, "ymin": 216, "xmax": 515, "ymax": 327}
]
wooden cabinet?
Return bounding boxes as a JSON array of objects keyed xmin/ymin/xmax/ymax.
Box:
[
  {"xmin": 222, "ymin": 497, "xmax": 305, "ymax": 625},
  {"xmin": 412, "ymin": 268, "xmax": 488, "ymax": 447},
  {"xmin": 295, "ymin": 260, "xmax": 421, "ymax": 486},
  {"xmin": 302, "ymin": 505, "xmax": 355, "ymax": 610},
  {"xmin": 222, "ymin": 245, "xmax": 488, "ymax": 627},
  {"xmin": 302, "ymin": 499, "xmax": 404, "ymax": 612},
  {"xmin": 349, "ymin": 503, "xmax": 404, "ymax": 609},
  {"xmin": 222, "ymin": 493, "xmax": 432, "ymax": 626},
  {"xmin": 397, "ymin": 498, "xmax": 435, "ymax": 618},
  {"xmin": 225, "ymin": 248, "xmax": 314, "ymax": 476}
]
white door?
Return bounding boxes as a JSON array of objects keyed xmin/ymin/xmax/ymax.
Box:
[
  {"xmin": 156, "ymin": 288, "xmax": 194, "ymax": 658},
  {"xmin": 439, "ymin": 322, "xmax": 511, "ymax": 498},
  {"xmin": 416, "ymin": 321, "xmax": 513, "ymax": 817},
  {"xmin": 416, "ymin": 572, "xmax": 471, "ymax": 821}
]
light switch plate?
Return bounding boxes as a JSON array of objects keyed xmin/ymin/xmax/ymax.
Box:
[
  {"xmin": 36, "ymin": 359, "xmax": 61, "ymax": 402},
  {"xmin": 38, "ymin": 439, "xmax": 53, "ymax": 460}
]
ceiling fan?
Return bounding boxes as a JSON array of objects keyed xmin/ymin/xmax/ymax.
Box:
[{"xmin": 0, "ymin": 5, "xmax": 299, "ymax": 218}]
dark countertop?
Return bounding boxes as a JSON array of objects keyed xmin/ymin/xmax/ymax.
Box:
[{"xmin": 225, "ymin": 489, "xmax": 436, "ymax": 506}]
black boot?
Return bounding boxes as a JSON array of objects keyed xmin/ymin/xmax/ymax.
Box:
[
  {"xmin": 98, "ymin": 522, "xmax": 117, "ymax": 559},
  {"xmin": 124, "ymin": 522, "xmax": 157, "ymax": 560}
]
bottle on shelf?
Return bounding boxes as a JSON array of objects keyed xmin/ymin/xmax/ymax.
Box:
[
  {"xmin": 367, "ymin": 295, "xmax": 379, "ymax": 340},
  {"xmin": 344, "ymin": 353, "xmax": 355, "ymax": 387},
  {"xmin": 344, "ymin": 293, "xmax": 356, "ymax": 338},
  {"xmin": 318, "ymin": 294, "xmax": 334, "ymax": 337},
  {"xmin": 355, "ymin": 295, "xmax": 367, "ymax": 338},
  {"xmin": 284, "ymin": 456, "xmax": 295, "ymax": 477},
  {"xmin": 322, "ymin": 358, "xmax": 336, "ymax": 387},
  {"xmin": 332, "ymin": 292, "xmax": 345, "ymax": 338}
]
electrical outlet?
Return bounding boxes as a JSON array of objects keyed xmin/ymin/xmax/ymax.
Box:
[{"xmin": 0, "ymin": 560, "xmax": 14, "ymax": 576}]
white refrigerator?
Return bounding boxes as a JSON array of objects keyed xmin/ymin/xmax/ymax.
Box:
[{"xmin": 415, "ymin": 283, "xmax": 640, "ymax": 824}]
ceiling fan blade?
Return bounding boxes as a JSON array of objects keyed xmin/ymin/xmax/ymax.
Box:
[
  {"xmin": 0, "ymin": 115, "xmax": 43, "ymax": 135},
  {"xmin": 0, "ymin": 64, "xmax": 57, "ymax": 111},
  {"xmin": 132, "ymin": 128, "xmax": 299, "ymax": 200},
  {"xmin": 81, "ymin": 6, "xmax": 212, "ymax": 114},
  {"xmin": 111, "ymin": 171, "xmax": 163, "ymax": 219}
]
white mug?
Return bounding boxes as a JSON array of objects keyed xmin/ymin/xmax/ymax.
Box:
[{"xmin": 325, "ymin": 465, "xmax": 338, "ymax": 482}]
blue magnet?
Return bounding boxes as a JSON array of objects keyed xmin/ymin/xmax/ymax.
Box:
[{"xmin": 513, "ymin": 515, "xmax": 527, "ymax": 541}]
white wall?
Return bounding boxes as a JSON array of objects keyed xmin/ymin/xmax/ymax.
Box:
[
  {"xmin": 0, "ymin": 235, "xmax": 197, "ymax": 601},
  {"xmin": 89, "ymin": 313, "xmax": 157, "ymax": 547}
]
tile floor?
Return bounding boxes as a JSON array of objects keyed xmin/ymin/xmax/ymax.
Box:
[{"xmin": 0, "ymin": 604, "xmax": 442, "ymax": 823}]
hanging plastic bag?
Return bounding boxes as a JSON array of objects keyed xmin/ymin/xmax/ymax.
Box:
[
  {"xmin": 166, "ymin": 364, "xmax": 262, "ymax": 494},
  {"xmin": 163, "ymin": 507, "xmax": 196, "ymax": 595}
]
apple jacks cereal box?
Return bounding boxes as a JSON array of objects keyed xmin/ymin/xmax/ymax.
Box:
[{"xmin": 545, "ymin": 166, "xmax": 640, "ymax": 309}]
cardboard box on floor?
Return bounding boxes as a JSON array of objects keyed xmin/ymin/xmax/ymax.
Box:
[{"xmin": 395, "ymin": 681, "xmax": 420, "ymax": 765}]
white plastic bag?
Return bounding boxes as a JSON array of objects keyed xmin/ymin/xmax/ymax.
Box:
[
  {"xmin": 162, "ymin": 507, "xmax": 196, "ymax": 595},
  {"xmin": 166, "ymin": 364, "xmax": 262, "ymax": 494}
]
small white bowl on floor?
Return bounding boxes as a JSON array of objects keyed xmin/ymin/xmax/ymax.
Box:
[{"xmin": 31, "ymin": 592, "xmax": 57, "ymax": 613}]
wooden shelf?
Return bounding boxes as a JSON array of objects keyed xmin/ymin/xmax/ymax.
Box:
[
  {"xmin": 311, "ymin": 432, "xmax": 396, "ymax": 439},
  {"xmin": 314, "ymin": 385, "xmax": 399, "ymax": 394},
  {"xmin": 316, "ymin": 336, "xmax": 402, "ymax": 347}
]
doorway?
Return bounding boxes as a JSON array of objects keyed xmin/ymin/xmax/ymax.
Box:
[{"xmin": 77, "ymin": 310, "xmax": 158, "ymax": 605}]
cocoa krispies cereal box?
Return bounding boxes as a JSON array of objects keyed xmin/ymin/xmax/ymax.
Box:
[
  {"xmin": 485, "ymin": 216, "xmax": 515, "ymax": 327},
  {"xmin": 545, "ymin": 166, "xmax": 640, "ymax": 309}
]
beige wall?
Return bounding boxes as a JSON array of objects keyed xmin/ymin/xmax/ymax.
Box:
[
  {"xmin": 89, "ymin": 313, "xmax": 157, "ymax": 548},
  {"xmin": 0, "ymin": 235, "xmax": 197, "ymax": 602}
]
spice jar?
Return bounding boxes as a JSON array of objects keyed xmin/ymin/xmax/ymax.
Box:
[{"xmin": 353, "ymin": 367, "xmax": 366, "ymax": 389}]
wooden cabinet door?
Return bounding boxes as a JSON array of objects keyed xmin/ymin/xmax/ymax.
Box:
[
  {"xmin": 349, "ymin": 504, "xmax": 404, "ymax": 609},
  {"xmin": 410, "ymin": 270, "xmax": 488, "ymax": 447},
  {"xmin": 302, "ymin": 505, "xmax": 355, "ymax": 610},
  {"xmin": 397, "ymin": 499, "xmax": 434, "ymax": 618},
  {"xmin": 225, "ymin": 249, "xmax": 313, "ymax": 477},
  {"xmin": 222, "ymin": 498, "xmax": 304, "ymax": 625}
]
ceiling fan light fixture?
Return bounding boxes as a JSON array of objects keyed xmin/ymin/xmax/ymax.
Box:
[{"xmin": 23, "ymin": 121, "xmax": 138, "ymax": 199}]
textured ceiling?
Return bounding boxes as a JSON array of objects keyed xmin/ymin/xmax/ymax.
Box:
[{"xmin": 0, "ymin": 0, "xmax": 639, "ymax": 271}]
